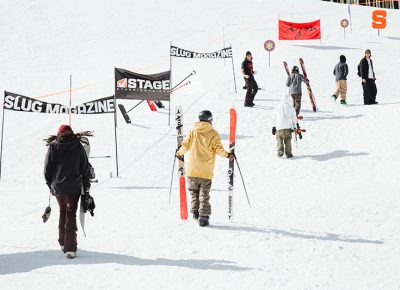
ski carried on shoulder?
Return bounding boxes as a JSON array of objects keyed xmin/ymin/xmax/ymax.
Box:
[
  {"xmin": 283, "ymin": 61, "xmax": 290, "ymax": 76},
  {"xmin": 175, "ymin": 106, "xmax": 188, "ymax": 220},
  {"xmin": 228, "ymin": 108, "xmax": 237, "ymax": 221},
  {"xmin": 299, "ymin": 58, "xmax": 317, "ymax": 112}
]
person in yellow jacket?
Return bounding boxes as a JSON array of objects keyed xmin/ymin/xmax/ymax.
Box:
[{"xmin": 176, "ymin": 110, "xmax": 234, "ymax": 227}]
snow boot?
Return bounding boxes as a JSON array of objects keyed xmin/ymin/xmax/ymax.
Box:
[
  {"xmin": 340, "ymin": 99, "xmax": 347, "ymax": 105},
  {"xmin": 277, "ymin": 151, "xmax": 284, "ymax": 157},
  {"xmin": 331, "ymin": 95, "xmax": 337, "ymax": 101},
  {"xmin": 65, "ymin": 252, "xmax": 76, "ymax": 259},
  {"xmin": 192, "ymin": 211, "xmax": 199, "ymax": 220},
  {"xmin": 199, "ymin": 216, "xmax": 209, "ymax": 227},
  {"xmin": 286, "ymin": 153, "xmax": 293, "ymax": 158}
]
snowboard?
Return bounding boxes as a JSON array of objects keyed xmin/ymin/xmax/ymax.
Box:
[
  {"xmin": 79, "ymin": 143, "xmax": 91, "ymax": 237},
  {"xmin": 118, "ymin": 104, "xmax": 132, "ymax": 124},
  {"xmin": 228, "ymin": 108, "xmax": 237, "ymax": 221},
  {"xmin": 146, "ymin": 100, "xmax": 157, "ymax": 111},
  {"xmin": 154, "ymin": 100, "xmax": 165, "ymax": 108},
  {"xmin": 175, "ymin": 106, "xmax": 188, "ymax": 220}
]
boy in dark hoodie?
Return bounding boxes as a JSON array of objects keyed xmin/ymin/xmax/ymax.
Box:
[{"xmin": 332, "ymin": 55, "xmax": 349, "ymax": 105}]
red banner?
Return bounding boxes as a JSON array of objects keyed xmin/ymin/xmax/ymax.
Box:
[{"xmin": 279, "ymin": 20, "xmax": 321, "ymax": 40}]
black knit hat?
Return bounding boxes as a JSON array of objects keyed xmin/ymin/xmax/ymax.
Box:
[{"xmin": 340, "ymin": 55, "xmax": 346, "ymax": 63}]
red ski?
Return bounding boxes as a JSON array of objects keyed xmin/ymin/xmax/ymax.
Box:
[
  {"xmin": 146, "ymin": 100, "xmax": 157, "ymax": 111},
  {"xmin": 228, "ymin": 108, "xmax": 237, "ymax": 220},
  {"xmin": 299, "ymin": 58, "xmax": 317, "ymax": 112},
  {"xmin": 175, "ymin": 106, "xmax": 188, "ymax": 220}
]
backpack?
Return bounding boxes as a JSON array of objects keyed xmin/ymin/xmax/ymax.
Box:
[{"xmin": 357, "ymin": 59, "xmax": 363, "ymax": 77}]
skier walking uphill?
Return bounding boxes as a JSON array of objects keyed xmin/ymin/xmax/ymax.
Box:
[
  {"xmin": 359, "ymin": 49, "xmax": 378, "ymax": 105},
  {"xmin": 272, "ymin": 95, "xmax": 299, "ymax": 158},
  {"xmin": 44, "ymin": 125, "xmax": 91, "ymax": 259},
  {"xmin": 241, "ymin": 51, "xmax": 258, "ymax": 107},
  {"xmin": 176, "ymin": 111, "xmax": 234, "ymax": 227},
  {"xmin": 332, "ymin": 55, "xmax": 349, "ymax": 105},
  {"xmin": 286, "ymin": 66, "xmax": 305, "ymax": 117}
]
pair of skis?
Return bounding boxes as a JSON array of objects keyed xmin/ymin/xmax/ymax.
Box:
[
  {"xmin": 170, "ymin": 107, "xmax": 249, "ymax": 221},
  {"xmin": 284, "ymin": 58, "xmax": 317, "ymax": 112}
]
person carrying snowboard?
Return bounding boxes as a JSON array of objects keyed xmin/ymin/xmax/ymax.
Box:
[
  {"xmin": 332, "ymin": 55, "xmax": 349, "ymax": 105},
  {"xmin": 44, "ymin": 125, "xmax": 91, "ymax": 259},
  {"xmin": 176, "ymin": 111, "xmax": 234, "ymax": 227},
  {"xmin": 272, "ymin": 95, "xmax": 299, "ymax": 158},
  {"xmin": 358, "ymin": 49, "xmax": 378, "ymax": 105},
  {"xmin": 286, "ymin": 66, "xmax": 305, "ymax": 117},
  {"xmin": 241, "ymin": 51, "xmax": 258, "ymax": 107}
]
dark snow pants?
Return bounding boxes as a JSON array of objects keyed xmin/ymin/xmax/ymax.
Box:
[
  {"xmin": 56, "ymin": 194, "xmax": 80, "ymax": 252},
  {"xmin": 362, "ymin": 79, "xmax": 377, "ymax": 105},
  {"xmin": 244, "ymin": 77, "xmax": 258, "ymax": 105}
]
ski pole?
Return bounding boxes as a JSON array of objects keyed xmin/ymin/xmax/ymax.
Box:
[
  {"xmin": 127, "ymin": 100, "xmax": 145, "ymax": 114},
  {"xmin": 233, "ymin": 154, "xmax": 251, "ymax": 208},
  {"xmin": 171, "ymin": 70, "xmax": 196, "ymax": 91},
  {"xmin": 89, "ymin": 155, "xmax": 111, "ymax": 159},
  {"xmin": 168, "ymin": 152, "xmax": 177, "ymax": 204},
  {"xmin": 172, "ymin": 81, "xmax": 191, "ymax": 93}
]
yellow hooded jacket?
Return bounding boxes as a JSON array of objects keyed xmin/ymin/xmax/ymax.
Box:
[{"xmin": 177, "ymin": 121, "xmax": 229, "ymax": 180}]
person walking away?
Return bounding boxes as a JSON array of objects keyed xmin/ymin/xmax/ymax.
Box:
[
  {"xmin": 44, "ymin": 125, "xmax": 91, "ymax": 259},
  {"xmin": 286, "ymin": 66, "xmax": 305, "ymax": 117},
  {"xmin": 272, "ymin": 95, "xmax": 299, "ymax": 158},
  {"xmin": 359, "ymin": 49, "xmax": 378, "ymax": 105},
  {"xmin": 241, "ymin": 51, "xmax": 258, "ymax": 107},
  {"xmin": 176, "ymin": 111, "xmax": 234, "ymax": 227},
  {"xmin": 332, "ymin": 55, "xmax": 349, "ymax": 105}
]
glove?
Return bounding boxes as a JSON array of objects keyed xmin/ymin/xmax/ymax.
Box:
[
  {"xmin": 272, "ymin": 127, "xmax": 276, "ymax": 135},
  {"xmin": 175, "ymin": 151, "xmax": 184, "ymax": 161},
  {"xmin": 227, "ymin": 153, "xmax": 235, "ymax": 161},
  {"xmin": 244, "ymin": 75, "xmax": 250, "ymax": 79}
]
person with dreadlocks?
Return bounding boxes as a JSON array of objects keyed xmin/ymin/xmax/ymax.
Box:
[{"xmin": 44, "ymin": 125, "xmax": 92, "ymax": 259}]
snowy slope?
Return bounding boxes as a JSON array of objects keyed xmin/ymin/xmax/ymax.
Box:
[{"xmin": 1, "ymin": 0, "xmax": 400, "ymax": 289}]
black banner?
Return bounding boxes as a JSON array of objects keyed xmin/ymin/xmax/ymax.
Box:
[
  {"xmin": 73, "ymin": 96, "xmax": 115, "ymax": 114},
  {"xmin": 170, "ymin": 45, "xmax": 233, "ymax": 59},
  {"xmin": 115, "ymin": 68, "xmax": 171, "ymax": 101},
  {"xmin": 3, "ymin": 92, "xmax": 115, "ymax": 114}
]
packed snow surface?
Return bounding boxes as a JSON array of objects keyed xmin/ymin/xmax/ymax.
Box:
[{"xmin": 0, "ymin": 0, "xmax": 399, "ymax": 289}]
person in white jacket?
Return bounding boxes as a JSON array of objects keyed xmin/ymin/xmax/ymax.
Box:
[{"xmin": 272, "ymin": 95, "xmax": 299, "ymax": 158}]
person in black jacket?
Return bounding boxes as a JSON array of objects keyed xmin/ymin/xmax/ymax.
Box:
[
  {"xmin": 359, "ymin": 49, "xmax": 378, "ymax": 105},
  {"xmin": 44, "ymin": 125, "xmax": 91, "ymax": 259},
  {"xmin": 241, "ymin": 51, "xmax": 258, "ymax": 107}
]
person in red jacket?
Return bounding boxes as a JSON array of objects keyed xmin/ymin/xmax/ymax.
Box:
[{"xmin": 44, "ymin": 125, "xmax": 91, "ymax": 259}]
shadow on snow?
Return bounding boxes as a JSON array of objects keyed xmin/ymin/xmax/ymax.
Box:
[
  {"xmin": 295, "ymin": 150, "xmax": 369, "ymax": 161},
  {"xmin": 0, "ymin": 250, "xmax": 254, "ymax": 275},
  {"xmin": 210, "ymin": 224, "xmax": 383, "ymax": 245}
]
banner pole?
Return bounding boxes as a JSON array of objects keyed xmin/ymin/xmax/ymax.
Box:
[
  {"xmin": 169, "ymin": 41, "xmax": 172, "ymax": 126},
  {"xmin": 113, "ymin": 94, "xmax": 119, "ymax": 177},
  {"xmin": 230, "ymin": 43, "xmax": 237, "ymax": 93},
  {"xmin": 69, "ymin": 75, "xmax": 72, "ymax": 126},
  {"xmin": 0, "ymin": 91, "xmax": 6, "ymax": 180}
]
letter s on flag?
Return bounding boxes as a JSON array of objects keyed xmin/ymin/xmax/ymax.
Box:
[{"xmin": 372, "ymin": 10, "xmax": 387, "ymax": 29}]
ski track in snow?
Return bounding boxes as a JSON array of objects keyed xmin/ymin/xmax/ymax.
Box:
[{"xmin": 1, "ymin": 0, "xmax": 400, "ymax": 289}]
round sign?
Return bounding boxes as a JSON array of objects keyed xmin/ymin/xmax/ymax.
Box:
[
  {"xmin": 264, "ymin": 40, "xmax": 276, "ymax": 52},
  {"xmin": 341, "ymin": 19, "xmax": 349, "ymax": 28}
]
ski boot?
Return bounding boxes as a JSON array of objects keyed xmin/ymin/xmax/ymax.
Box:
[
  {"xmin": 286, "ymin": 153, "xmax": 293, "ymax": 158},
  {"xmin": 340, "ymin": 99, "xmax": 347, "ymax": 105},
  {"xmin": 65, "ymin": 252, "xmax": 76, "ymax": 259},
  {"xmin": 331, "ymin": 95, "xmax": 338, "ymax": 101},
  {"xmin": 192, "ymin": 211, "xmax": 199, "ymax": 220},
  {"xmin": 199, "ymin": 216, "xmax": 209, "ymax": 227},
  {"xmin": 277, "ymin": 151, "xmax": 284, "ymax": 157}
]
